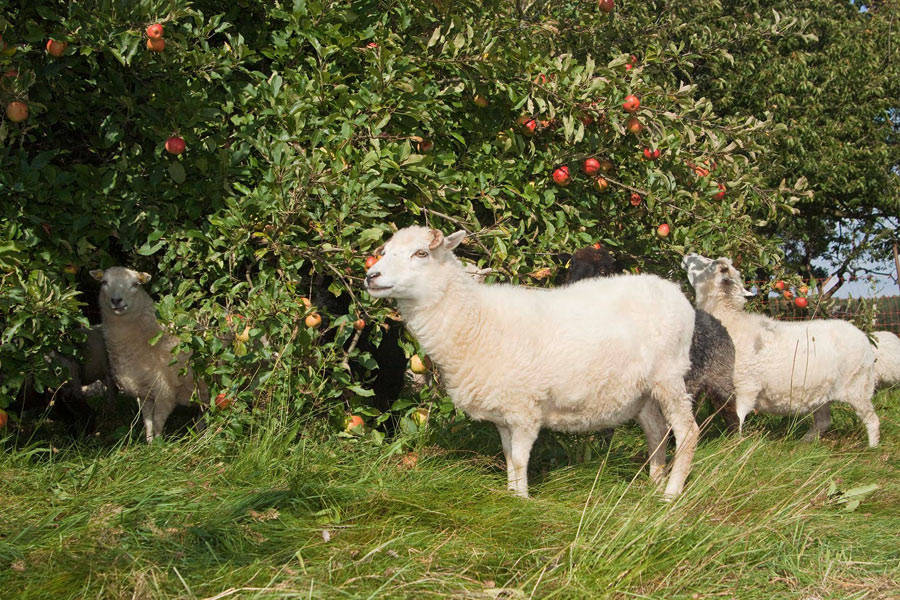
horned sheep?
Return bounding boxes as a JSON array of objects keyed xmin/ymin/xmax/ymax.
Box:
[
  {"xmin": 682, "ymin": 254, "xmax": 879, "ymax": 447},
  {"xmin": 91, "ymin": 267, "xmax": 208, "ymax": 442},
  {"xmin": 364, "ymin": 226, "xmax": 700, "ymax": 499}
]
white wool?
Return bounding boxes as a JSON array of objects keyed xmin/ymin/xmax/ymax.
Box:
[
  {"xmin": 366, "ymin": 226, "xmax": 700, "ymax": 498},
  {"xmin": 873, "ymin": 331, "xmax": 900, "ymax": 389},
  {"xmin": 91, "ymin": 267, "xmax": 207, "ymax": 442},
  {"xmin": 683, "ymin": 254, "xmax": 879, "ymax": 447}
]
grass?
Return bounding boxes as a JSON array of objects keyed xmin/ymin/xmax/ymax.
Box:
[{"xmin": 1, "ymin": 390, "xmax": 899, "ymax": 599}]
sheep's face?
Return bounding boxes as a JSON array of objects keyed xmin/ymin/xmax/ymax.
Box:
[
  {"xmin": 682, "ymin": 253, "xmax": 754, "ymax": 309},
  {"xmin": 365, "ymin": 226, "xmax": 466, "ymax": 302},
  {"xmin": 565, "ymin": 246, "xmax": 617, "ymax": 284},
  {"xmin": 90, "ymin": 267, "xmax": 152, "ymax": 316}
]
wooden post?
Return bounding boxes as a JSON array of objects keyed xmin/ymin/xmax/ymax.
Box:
[{"xmin": 894, "ymin": 242, "xmax": 900, "ymax": 293}]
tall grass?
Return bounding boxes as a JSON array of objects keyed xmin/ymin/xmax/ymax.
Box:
[{"xmin": 2, "ymin": 389, "xmax": 898, "ymax": 599}]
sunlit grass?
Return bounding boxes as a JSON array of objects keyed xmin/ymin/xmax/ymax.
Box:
[{"xmin": 1, "ymin": 389, "xmax": 898, "ymax": 599}]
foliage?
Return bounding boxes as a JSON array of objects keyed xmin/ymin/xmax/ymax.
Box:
[{"xmin": 0, "ymin": 0, "xmax": 845, "ymax": 421}]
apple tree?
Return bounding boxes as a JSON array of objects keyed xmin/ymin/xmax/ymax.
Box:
[{"xmin": 1, "ymin": 0, "xmax": 803, "ymax": 430}]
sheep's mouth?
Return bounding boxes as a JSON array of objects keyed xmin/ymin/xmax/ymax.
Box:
[
  {"xmin": 366, "ymin": 284, "xmax": 393, "ymax": 292},
  {"xmin": 110, "ymin": 305, "xmax": 129, "ymax": 314}
]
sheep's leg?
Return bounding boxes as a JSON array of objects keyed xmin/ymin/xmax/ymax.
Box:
[
  {"xmin": 734, "ymin": 392, "xmax": 757, "ymax": 438},
  {"xmin": 507, "ymin": 426, "xmax": 539, "ymax": 498},
  {"xmin": 635, "ymin": 401, "xmax": 667, "ymax": 487},
  {"xmin": 139, "ymin": 397, "xmax": 155, "ymax": 443},
  {"xmin": 802, "ymin": 404, "xmax": 831, "ymax": 442},
  {"xmin": 496, "ymin": 424, "xmax": 516, "ymax": 492},
  {"xmin": 152, "ymin": 398, "xmax": 177, "ymax": 441},
  {"xmin": 842, "ymin": 396, "xmax": 880, "ymax": 448},
  {"xmin": 653, "ymin": 380, "xmax": 699, "ymax": 500}
]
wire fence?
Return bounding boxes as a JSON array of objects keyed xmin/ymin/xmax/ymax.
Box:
[{"xmin": 744, "ymin": 280, "xmax": 900, "ymax": 336}]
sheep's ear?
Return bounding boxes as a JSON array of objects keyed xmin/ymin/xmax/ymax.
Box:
[
  {"xmin": 739, "ymin": 283, "xmax": 756, "ymax": 297},
  {"xmin": 89, "ymin": 269, "xmax": 104, "ymax": 281},
  {"xmin": 137, "ymin": 272, "xmax": 152, "ymax": 285},
  {"xmin": 681, "ymin": 254, "xmax": 711, "ymax": 288},
  {"xmin": 444, "ymin": 230, "xmax": 466, "ymax": 251},
  {"xmin": 428, "ymin": 228, "xmax": 444, "ymax": 250}
]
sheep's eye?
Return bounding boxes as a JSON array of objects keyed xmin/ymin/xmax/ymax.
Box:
[
  {"xmin": 132, "ymin": 282, "xmax": 139, "ymax": 288},
  {"xmin": 414, "ymin": 250, "xmax": 429, "ymax": 258}
]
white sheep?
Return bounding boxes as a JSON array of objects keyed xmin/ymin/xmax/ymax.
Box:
[
  {"xmin": 365, "ymin": 226, "xmax": 700, "ymax": 499},
  {"xmin": 682, "ymin": 254, "xmax": 879, "ymax": 447},
  {"xmin": 90, "ymin": 267, "xmax": 207, "ymax": 442},
  {"xmin": 873, "ymin": 331, "xmax": 900, "ymax": 389}
]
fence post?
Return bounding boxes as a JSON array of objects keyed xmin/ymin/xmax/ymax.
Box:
[{"xmin": 894, "ymin": 242, "xmax": 900, "ymax": 293}]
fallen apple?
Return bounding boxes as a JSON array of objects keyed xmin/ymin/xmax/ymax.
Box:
[
  {"xmin": 346, "ymin": 414, "xmax": 364, "ymax": 432},
  {"xmin": 214, "ymin": 392, "xmax": 233, "ymax": 410}
]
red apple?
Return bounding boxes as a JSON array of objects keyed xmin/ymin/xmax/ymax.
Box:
[
  {"xmin": 713, "ymin": 183, "xmax": 726, "ymax": 200},
  {"xmin": 624, "ymin": 63, "xmax": 633, "ymax": 72},
  {"xmin": 625, "ymin": 117, "xmax": 643, "ymax": 134},
  {"xmin": 365, "ymin": 255, "xmax": 380, "ymax": 269},
  {"xmin": 305, "ymin": 313, "xmax": 322, "ymax": 328},
  {"xmin": 5, "ymin": 101, "xmax": 28, "ymax": 123},
  {"xmin": 46, "ymin": 39, "xmax": 67, "ymax": 57},
  {"xmin": 520, "ymin": 118, "xmax": 537, "ymax": 135},
  {"xmin": 598, "ymin": 159, "xmax": 615, "ymax": 173},
  {"xmin": 622, "ymin": 94, "xmax": 640, "ymax": 113},
  {"xmin": 0, "ymin": 408, "xmax": 7, "ymax": 429},
  {"xmin": 473, "ymin": 94, "xmax": 489, "ymax": 108},
  {"xmin": 794, "ymin": 297, "xmax": 808, "ymax": 309},
  {"xmin": 534, "ymin": 73, "xmax": 548, "ymax": 84},
  {"xmin": 353, "ymin": 318, "xmax": 366, "ymax": 331},
  {"xmin": 346, "ymin": 414, "xmax": 364, "ymax": 432},
  {"xmin": 214, "ymin": 392, "xmax": 233, "ymax": 410},
  {"xmin": 774, "ymin": 280, "xmax": 785, "ymax": 291},
  {"xmin": 417, "ymin": 139, "xmax": 433, "ymax": 153},
  {"xmin": 146, "ymin": 24, "xmax": 164, "ymax": 39},
  {"xmin": 799, "ymin": 285, "xmax": 809, "ymax": 295},
  {"xmin": 629, "ymin": 192, "xmax": 642, "ymax": 206},
  {"xmin": 165, "ymin": 136, "xmax": 185, "ymax": 155},
  {"xmin": 147, "ymin": 38, "xmax": 165, "ymax": 52},
  {"xmin": 643, "ymin": 148, "xmax": 661, "ymax": 161},
  {"xmin": 594, "ymin": 177, "xmax": 609, "ymax": 192},
  {"xmin": 783, "ymin": 290, "xmax": 793, "ymax": 300},
  {"xmin": 552, "ymin": 166, "xmax": 570, "ymax": 187},
  {"xmin": 629, "ymin": 54, "xmax": 638, "ymax": 64},
  {"xmin": 366, "ymin": 42, "xmax": 378, "ymax": 49},
  {"xmin": 583, "ymin": 157, "xmax": 601, "ymax": 175},
  {"xmin": 592, "ymin": 242, "xmax": 602, "ymax": 250},
  {"xmin": 657, "ymin": 223, "xmax": 670, "ymax": 238},
  {"xmin": 598, "ymin": 0, "xmax": 615, "ymax": 13}
]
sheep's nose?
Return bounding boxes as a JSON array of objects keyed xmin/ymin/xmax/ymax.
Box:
[
  {"xmin": 110, "ymin": 296, "xmax": 124, "ymax": 307},
  {"xmin": 365, "ymin": 271, "xmax": 381, "ymax": 285}
]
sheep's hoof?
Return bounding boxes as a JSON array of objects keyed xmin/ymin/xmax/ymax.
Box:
[{"xmin": 801, "ymin": 429, "xmax": 820, "ymax": 442}]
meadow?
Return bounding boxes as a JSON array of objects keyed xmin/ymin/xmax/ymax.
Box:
[{"xmin": 2, "ymin": 389, "xmax": 898, "ymax": 599}]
